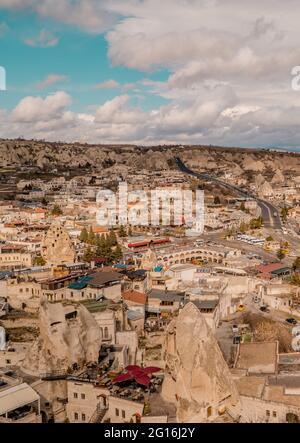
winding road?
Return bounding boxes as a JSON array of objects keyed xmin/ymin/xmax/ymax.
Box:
[{"xmin": 175, "ymin": 157, "xmax": 282, "ymax": 230}]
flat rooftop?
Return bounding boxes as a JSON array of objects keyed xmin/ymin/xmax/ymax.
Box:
[
  {"xmin": 235, "ymin": 342, "xmax": 278, "ymax": 374},
  {"xmin": 0, "ymin": 383, "xmax": 39, "ymax": 415}
]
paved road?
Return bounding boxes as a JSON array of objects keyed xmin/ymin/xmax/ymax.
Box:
[{"xmin": 175, "ymin": 157, "xmax": 282, "ymax": 230}]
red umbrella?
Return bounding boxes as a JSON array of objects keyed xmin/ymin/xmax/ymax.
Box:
[{"xmin": 113, "ymin": 365, "xmax": 161, "ymax": 387}]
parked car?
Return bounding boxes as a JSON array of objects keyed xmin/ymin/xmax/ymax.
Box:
[
  {"xmin": 232, "ymin": 324, "xmax": 239, "ymax": 334},
  {"xmin": 260, "ymin": 306, "xmax": 270, "ymax": 313},
  {"xmin": 286, "ymin": 318, "xmax": 298, "ymax": 325}
]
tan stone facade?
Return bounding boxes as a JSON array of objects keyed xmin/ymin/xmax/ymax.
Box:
[{"xmin": 42, "ymin": 222, "xmax": 75, "ymax": 265}]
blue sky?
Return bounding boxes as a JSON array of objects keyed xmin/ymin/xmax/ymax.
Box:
[
  {"xmin": 0, "ymin": 1, "xmax": 300, "ymax": 149},
  {"xmin": 0, "ymin": 9, "xmax": 169, "ymax": 113}
]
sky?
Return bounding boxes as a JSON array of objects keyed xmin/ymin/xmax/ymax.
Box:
[{"xmin": 1, "ymin": 0, "xmax": 300, "ymax": 149}]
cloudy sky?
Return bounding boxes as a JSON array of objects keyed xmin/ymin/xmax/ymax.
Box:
[{"xmin": 1, "ymin": 0, "xmax": 300, "ymax": 149}]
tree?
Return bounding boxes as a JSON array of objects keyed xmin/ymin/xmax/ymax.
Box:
[
  {"xmin": 51, "ymin": 204, "xmax": 63, "ymax": 216},
  {"xmin": 79, "ymin": 227, "xmax": 88, "ymax": 243},
  {"xmin": 280, "ymin": 206, "xmax": 289, "ymax": 222},
  {"xmin": 240, "ymin": 202, "xmax": 246, "ymax": 212},
  {"xmin": 290, "ymin": 273, "xmax": 300, "ymax": 286},
  {"xmin": 266, "ymin": 235, "xmax": 273, "ymax": 242},
  {"xmin": 118, "ymin": 225, "xmax": 127, "ymax": 237},
  {"xmin": 249, "ymin": 216, "xmax": 263, "ymax": 230},
  {"xmin": 102, "ymin": 243, "xmax": 113, "ymax": 262},
  {"xmin": 293, "ymin": 257, "xmax": 300, "ymax": 271},
  {"xmin": 113, "ymin": 244, "xmax": 123, "ymax": 262},
  {"xmin": 95, "ymin": 235, "xmax": 106, "ymax": 257},
  {"xmin": 83, "ymin": 246, "xmax": 93, "ymax": 262},
  {"xmin": 239, "ymin": 222, "xmax": 248, "ymax": 234},
  {"xmin": 88, "ymin": 227, "xmax": 96, "ymax": 245},
  {"xmin": 34, "ymin": 255, "xmax": 46, "ymax": 266},
  {"xmin": 277, "ymin": 248, "xmax": 286, "ymax": 261},
  {"xmin": 108, "ymin": 229, "xmax": 117, "ymax": 247}
]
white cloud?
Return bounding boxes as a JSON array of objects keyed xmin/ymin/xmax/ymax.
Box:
[
  {"xmin": 95, "ymin": 95, "xmax": 145, "ymax": 124},
  {"xmin": 0, "ymin": 0, "xmax": 116, "ymax": 34},
  {"xmin": 2, "ymin": 0, "xmax": 300, "ymax": 148},
  {"xmin": 94, "ymin": 79, "xmax": 119, "ymax": 90},
  {"xmin": 12, "ymin": 91, "xmax": 71, "ymax": 123},
  {"xmin": 36, "ymin": 74, "xmax": 69, "ymax": 90},
  {"xmin": 24, "ymin": 29, "xmax": 59, "ymax": 47},
  {"xmin": 1, "ymin": 89, "xmax": 300, "ymax": 149}
]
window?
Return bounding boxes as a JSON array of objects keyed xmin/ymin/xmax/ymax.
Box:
[
  {"xmin": 6, "ymin": 359, "xmax": 11, "ymax": 365},
  {"xmin": 82, "ymin": 414, "xmax": 86, "ymax": 422},
  {"xmin": 74, "ymin": 393, "xmax": 78, "ymax": 399},
  {"xmin": 122, "ymin": 410, "xmax": 126, "ymax": 419},
  {"xmin": 74, "ymin": 413, "xmax": 79, "ymax": 421},
  {"xmin": 266, "ymin": 410, "xmax": 270, "ymax": 417},
  {"xmin": 207, "ymin": 406, "xmax": 212, "ymax": 418},
  {"xmin": 115, "ymin": 408, "xmax": 119, "ymax": 417},
  {"xmin": 81, "ymin": 393, "xmax": 85, "ymax": 400},
  {"xmin": 273, "ymin": 411, "xmax": 277, "ymax": 417}
]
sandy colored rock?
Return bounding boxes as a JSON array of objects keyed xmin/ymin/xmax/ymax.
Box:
[
  {"xmin": 22, "ymin": 299, "xmax": 102, "ymax": 375},
  {"xmin": 42, "ymin": 221, "xmax": 75, "ymax": 265},
  {"xmin": 162, "ymin": 302, "xmax": 240, "ymax": 422}
]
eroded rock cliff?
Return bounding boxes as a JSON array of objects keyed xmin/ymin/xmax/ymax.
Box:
[
  {"xmin": 162, "ymin": 302, "xmax": 240, "ymax": 422},
  {"xmin": 22, "ymin": 299, "xmax": 102, "ymax": 375}
]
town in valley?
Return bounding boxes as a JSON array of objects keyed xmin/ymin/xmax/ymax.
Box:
[{"xmin": 0, "ymin": 140, "xmax": 299, "ymax": 424}]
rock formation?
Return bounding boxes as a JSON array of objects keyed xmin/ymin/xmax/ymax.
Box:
[
  {"xmin": 22, "ymin": 299, "xmax": 102, "ymax": 375},
  {"xmin": 141, "ymin": 248, "xmax": 158, "ymax": 270},
  {"xmin": 271, "ymin": 169, "xmax": 285, "ymax": 185},
  {"xmin": 162, "ymin": 302, "xmax": 240, "ymax": 422},
  {"xmin": 0, "ymin": 139, "xmax": 299, "ymax": 188},
  {"xmin": 42, "ymin": 221, "xmax": 75, "ymax": 265}
]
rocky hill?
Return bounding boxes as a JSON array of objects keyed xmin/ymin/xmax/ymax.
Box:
[{"xmin": 0, "ymin": 139, "xmax": 299, "ymax": 182}]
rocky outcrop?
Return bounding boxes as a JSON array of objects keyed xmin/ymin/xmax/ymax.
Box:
[
  {"xmin": 42, "ymin": 221, "xmax": 75, "ymax": 265},
  {"xmin": 242, "ymin": 156, "xmax": 265, "ymax": 172},
  {"xmin": 22, "ymin": 299, "xmax": 102, "ymax": 375},
  {"xmin": 271, "ymin": 169, "xmax": 285, "ymax": 184},
  {"xmin": 0, "ymin": 139, "xmax": 299, "ymax": 186},
  {"xmin": 162, "ymin": 302, "xmax": 240, "ymax": 422}
]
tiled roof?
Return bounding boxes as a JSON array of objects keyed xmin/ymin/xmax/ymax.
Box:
[
  {"xmin": 256, "ymin": 262, "xmax": 285, "ymax": 274},
  {"xmin": 123, "ymin": 290, "xmax": 147, "ymax": 305}
]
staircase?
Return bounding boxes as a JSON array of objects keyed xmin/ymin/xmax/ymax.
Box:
[{"xmin": 89, "ymin": 404, "xmax": 108, "ymax": 423}]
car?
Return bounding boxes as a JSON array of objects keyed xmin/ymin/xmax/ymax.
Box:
[
  {"xmin": 260, "ymin": 306, "xmax": 270, "ymax": 313},
  {"xmin": 286, "ymin": 318, "xmax": 298, "ymax": 325},
  {"xmin": 232, "ymin": 324, "xmax": 239, "ymax": 333}
]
